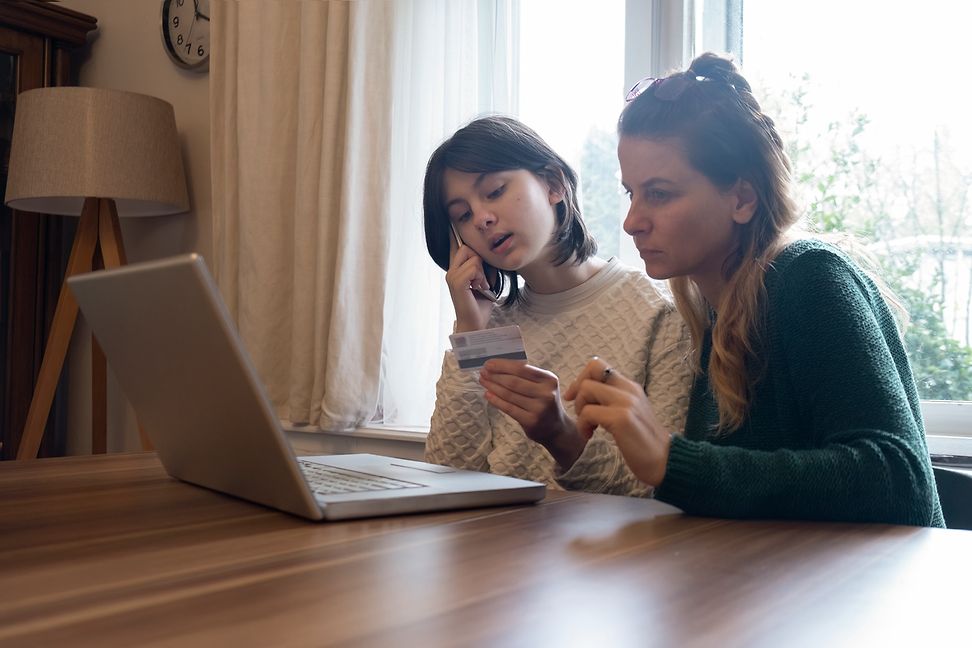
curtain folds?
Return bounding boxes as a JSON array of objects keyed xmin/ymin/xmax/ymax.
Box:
[{"xmin": 211, "ymin": 0, "xmax": 515, "ymax": 431}]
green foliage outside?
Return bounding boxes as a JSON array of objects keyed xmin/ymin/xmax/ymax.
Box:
[
  {"xmin": 579, "ymin": 126, "xmax": 622, "ymax": 256},
  {"xmin": 762, "ymin": 75, "xmax": 972, "ymax": 401}
]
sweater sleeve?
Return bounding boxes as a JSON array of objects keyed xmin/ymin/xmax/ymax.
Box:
[
  {"xmin": 557, "ymin": 306, "xmax": 693, "ymax": 497},
  {"xmin": 424, "ymin": 351, "xmax": 492, "ymax": 472},
  {"xmin": 655, "ymin": 249, "xmax": 942, "ymax": 526}
]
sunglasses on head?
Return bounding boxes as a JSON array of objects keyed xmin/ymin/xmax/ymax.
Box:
[
  {"xmin": 625, "ymin": 74, "xmax": 700, "ymax": 103},
  {"xmin": 625, "ymin": 71, "xmax": 740, "ymax": 104}
]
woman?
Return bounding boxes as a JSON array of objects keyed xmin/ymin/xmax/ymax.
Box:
[
  {"xmin": 565, "ymin": 53, "xmax": 943, "ymax": 526},
  {"xmin": 423, "ymin": 115, "xmax": 692, "ymax": 495}
]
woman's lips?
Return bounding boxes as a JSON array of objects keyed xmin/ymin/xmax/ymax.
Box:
[{"xmin": 634, "ymin": 240, "xmax": 662, "ymax": 255}]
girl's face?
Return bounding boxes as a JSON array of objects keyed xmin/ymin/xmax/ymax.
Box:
[
  {"xmin": 442, "ymin": 168, "xmax": 562, "ymax": 274},
  {"xmin": 618, "ymin": 136, "xmax": 756, "ymax": 300}
]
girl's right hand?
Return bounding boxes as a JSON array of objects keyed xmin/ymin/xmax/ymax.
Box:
[{"xmin": 446, "ymin": 240, "xmax": 496, "ymax": 333}]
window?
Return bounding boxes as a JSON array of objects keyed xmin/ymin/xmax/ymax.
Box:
[
  {"xmin": 735, "ymin": 0, "xmax": 972, "ymax": 432},
  {"xmin": 377, "ymin": 0, "xmax": 971, "ymax": 438},
  {"xmin": 518, "ymin": 0, "xmax": 626, "ymax": 260}
]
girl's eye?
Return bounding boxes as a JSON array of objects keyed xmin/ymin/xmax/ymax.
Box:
[
  {"xmin": 456, "ymin": 211, "xmax": 472, "ymax": 223},
  {"xmin": 645, "ymin": 189, "xmax": 670, "ymax": 202},
  {"xmin": 486, "ymin": 185, "xmax": 506, "ymax": 200}
]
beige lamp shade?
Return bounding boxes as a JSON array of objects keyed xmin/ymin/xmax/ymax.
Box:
[{"xmin": 4, "ymin": 86, "xmax": 190, "ymax": 217}]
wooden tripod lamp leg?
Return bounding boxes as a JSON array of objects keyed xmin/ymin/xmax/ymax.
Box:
[
  {"xmin": 97, "ymin": 198, "xmax": 127, "ymax": 268},
  {"xmin": 94, "ymin": 198, "xmax": 154, "ymax": 452},
  {"xmin": 16, "ymin": 198, "xmax": 100, "ymax": 460},
  {"xmin": 89, "ymin": 198, "xmax": 126, "ymax": 455}
]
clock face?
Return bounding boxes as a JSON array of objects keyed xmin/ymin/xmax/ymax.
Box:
[{"xmin": 161, "ymin": 0, "xmax": 210, "ymax": 70}]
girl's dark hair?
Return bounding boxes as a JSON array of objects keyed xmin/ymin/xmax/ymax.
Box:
[
  {"xmin": 618, "ymin": 52, "xmax": 798, "ymax": 432},
  {"xmin": 423, "ymin": 115, "xmax": 596, "ymax": 305}
]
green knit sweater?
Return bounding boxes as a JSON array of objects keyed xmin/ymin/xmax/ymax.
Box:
[{"xmin": 654, "ymin": 239, "xmax": 944, "ymax": 527}]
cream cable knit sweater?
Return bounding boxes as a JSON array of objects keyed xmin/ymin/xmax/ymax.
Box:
[{"xmin": 425, "ymin": 257, "xmax": 693, "ymax": 496}]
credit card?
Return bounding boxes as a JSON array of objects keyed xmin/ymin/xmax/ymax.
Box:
[{"xmin": 449, "ymin": 324, "xmax": 527, "ymax": 371}]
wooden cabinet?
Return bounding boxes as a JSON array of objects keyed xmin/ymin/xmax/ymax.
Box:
[{"xmin": 0, "ymin": 2, "xmax": 96, "ymax": 459}]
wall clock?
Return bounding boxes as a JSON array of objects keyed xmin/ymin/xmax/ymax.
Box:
[{"xmin": 161, "ymin": 0, "xmax": 210, "ymax": 71}]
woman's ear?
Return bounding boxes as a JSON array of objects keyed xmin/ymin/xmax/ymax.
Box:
[{"xmin": 731, "ymin": 180, "xmax": 758, "ymax": 225}]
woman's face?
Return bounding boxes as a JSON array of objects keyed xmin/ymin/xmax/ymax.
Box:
[
  {"xmin": 618, "ymin": 136, "xmax": 755, "ymax": 297},
  {"xmin": 442, "ymin": 168, "xmax": 561, "ymax": 273}
]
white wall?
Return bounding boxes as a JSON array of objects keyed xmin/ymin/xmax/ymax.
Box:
[{"xmin": 58, "ymin": 0, "xmax": 211, "ymax": 452}]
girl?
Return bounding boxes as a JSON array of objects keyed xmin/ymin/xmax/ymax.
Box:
[
  {"xmin": 423, "ymin": 115, "xmax": 692, "ymax": 494},
  {"xmin": 565, "ymin": 54, "xmax": 943, "ymax": 526}
]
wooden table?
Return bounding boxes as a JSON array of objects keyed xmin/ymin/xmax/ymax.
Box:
[{"xmin": 2, "ymin": 453, "xmax": 970, "ymax": 647}]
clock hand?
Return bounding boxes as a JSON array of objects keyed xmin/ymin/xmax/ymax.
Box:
[{"xmin": 193, "ymin": 0, "xmax": 210, "ymax": 21}]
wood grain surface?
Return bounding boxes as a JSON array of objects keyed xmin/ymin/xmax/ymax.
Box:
[{"xmin": 2, "ymin": 453, "xmax": 969, "ymax": 647}]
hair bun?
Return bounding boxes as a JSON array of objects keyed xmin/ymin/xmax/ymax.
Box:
[{"xmin": 689, "ymin": 52, "xmax": 751, "ymax": 93}]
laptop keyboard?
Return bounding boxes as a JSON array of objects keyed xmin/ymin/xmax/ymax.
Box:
[{"xmin": 299, "ymin": 460, "xmax": 425, "ymax": 495}]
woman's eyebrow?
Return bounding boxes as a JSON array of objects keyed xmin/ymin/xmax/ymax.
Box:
[
  {"xmin": 639, "ymin": 177, "xmax": 676, "ymax": 189},
  {"xmin": 621, "ymin": 176, "xmax": 676, "ymax": 192}
]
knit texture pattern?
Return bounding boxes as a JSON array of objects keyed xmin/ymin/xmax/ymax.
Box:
[
  {"xmin": 655, "ymin": 239, "xmax": 945, "ymax": 526},
  {"xmin": 425, "ymin": 258, "xmax": 693, "ymax": 496}
]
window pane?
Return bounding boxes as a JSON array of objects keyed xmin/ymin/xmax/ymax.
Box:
[
  {"xmin": 518, "ymin": 0, "xmax": 626, "ymax": 259},
  {"xmin": 740, "ymin": 0, "xmax": 972, "ymax": 402}
]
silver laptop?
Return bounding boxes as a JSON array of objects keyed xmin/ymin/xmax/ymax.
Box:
[{"xmin": 67, "ymin": 254, "xmax": 545, "ymax": 521}]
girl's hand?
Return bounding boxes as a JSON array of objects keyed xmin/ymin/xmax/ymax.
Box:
[
  {"xmin": 446, "ymin": 235, "xmax": 496, "ymax": 333},
  {"xmin": 563, "ymin": 357, "xmax": 672, "ymax": 486},
  {"xmin": 479, "ymin": 359, "xmax": 587, "ymax": 469}
]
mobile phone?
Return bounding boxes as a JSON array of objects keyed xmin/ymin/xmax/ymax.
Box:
[{"xmin": 449, "ymin": 223, "xmax": 500, "ymax": 302}]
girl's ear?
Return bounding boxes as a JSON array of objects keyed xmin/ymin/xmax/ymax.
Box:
[
  {"xmin": 540, "ymin": 166, "xmax": 567, "ymax": 205},
  {"xmin": 731, "ymin": 180, "xmax": 758, "ymax": 225}
]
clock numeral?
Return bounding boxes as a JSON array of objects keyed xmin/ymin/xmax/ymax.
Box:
[
  {"xmin": 176, "ymin": 0, "xmax": 185, "ymax": 6},
  {"xmin": 197, "ymin": 46, "xmax": 205, "ymax": 57},
  {"xmin": 172, "ymin": 16, "xmax": 180, "ymax": 28},
  {"xmin": 186, "ymin": 43, "xmax": 193, "ymax": 55},
  {"xmin": 177, "ymin": 34, "xmax": 184, "ymax": 45}
]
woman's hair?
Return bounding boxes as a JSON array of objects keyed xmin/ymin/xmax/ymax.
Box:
[
  {"xmin": 618, "ymin": 52, "xmax": 799, "ymax": 432},
  {"xmin": 423, "ymin": 115, "xmax": 597, "ymax": 305}
]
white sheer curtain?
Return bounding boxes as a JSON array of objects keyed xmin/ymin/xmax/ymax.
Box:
[
  {"xmin": 211, "ymin": 0, "xmax": 397, "ymax": 430},
  {"xmin": 211, "ymin": 0, "xmax": 516, "ymax": 432}
]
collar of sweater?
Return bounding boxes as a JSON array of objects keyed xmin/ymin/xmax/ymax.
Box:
[{"xmin": 516, "ymin": 256, "xmax": 626, "ymax": 315}]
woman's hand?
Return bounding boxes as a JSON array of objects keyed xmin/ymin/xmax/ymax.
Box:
[
  {"xmin": 563, "ymin": 357, "xmax": 672, "ymax": 487},
  {"xmin": 479, "ymin": 359, "xmax": 588, "ymax": 469},
  {"xmin": 446, "ymin": 238, "xmax": 496, "ymax": 333}
]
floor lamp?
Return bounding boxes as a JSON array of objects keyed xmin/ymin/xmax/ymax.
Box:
[{"xmin": 4, "ymin": 87, "xmax": 189, "ymax": 460}]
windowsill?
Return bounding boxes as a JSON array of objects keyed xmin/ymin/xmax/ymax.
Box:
[
  {"xmin": 920, "ymin": 401, "xmax": 972, "ymax": 437},
  {"xmin": 283, "ymin": 422, "xmax": 427, "ymax": 460},
  {"xmin": 282, "ymin": 401, "xmax": 972, "ymax": 460}
]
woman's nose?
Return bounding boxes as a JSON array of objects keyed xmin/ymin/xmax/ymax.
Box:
[{"xmin": 622, "ymin": 201, "xmax": 649, "ymax": 236}]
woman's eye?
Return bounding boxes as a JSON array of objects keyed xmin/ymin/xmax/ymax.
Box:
[
  {"xmin": 645, "ymin": 189, "xmax": 670, "ymax": 202},
  {"xmin": 456, "ymin": 211, "xmax": 472, "ymax": 223}
]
